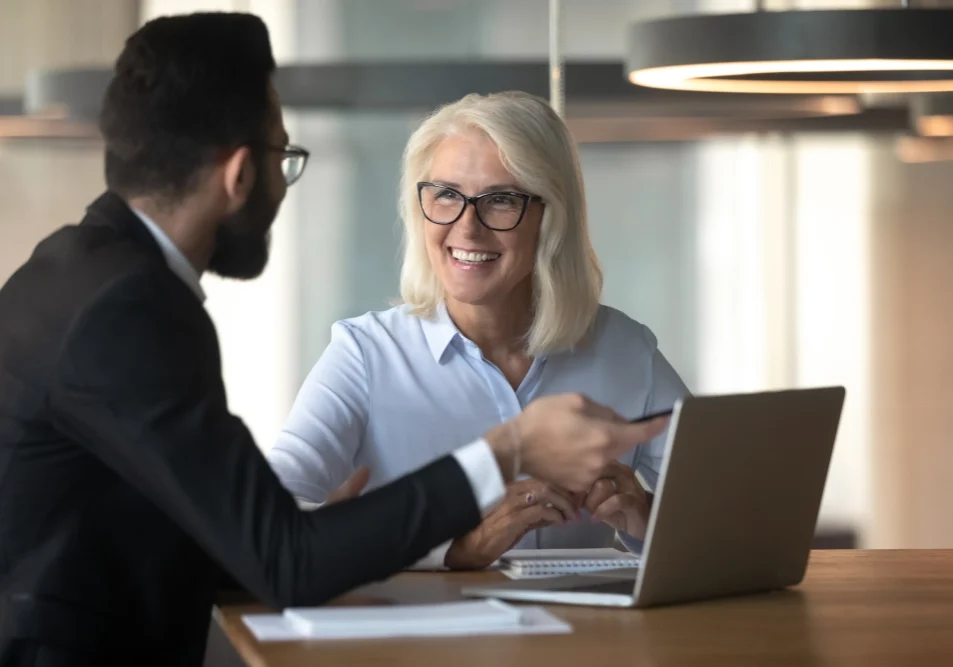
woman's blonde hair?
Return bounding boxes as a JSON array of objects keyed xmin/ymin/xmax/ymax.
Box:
[{"xmin": 398, "ymin": 91, "xmax": 602, "ymax": 356}]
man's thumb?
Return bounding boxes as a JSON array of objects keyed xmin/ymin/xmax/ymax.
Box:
[{"xmin": 609, "ymin": 416, "xmax": 669, "ymax": 457}]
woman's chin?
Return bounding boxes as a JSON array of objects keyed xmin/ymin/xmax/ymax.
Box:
[{"xmin": 444, "ymin": 288, "xmax": 499, "ymax": 308}]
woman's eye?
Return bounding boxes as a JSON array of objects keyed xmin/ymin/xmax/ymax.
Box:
[
  {"xmin": 435, "ymin": 189, "xmax": 462, "ymax": 201},
  {"xmin": 488, "ymin": 194, "xmax": 520, "ymax": 208}
]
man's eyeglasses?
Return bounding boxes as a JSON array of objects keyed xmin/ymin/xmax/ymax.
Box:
[
  {"xmin": 267, "ymin": 144, "xmax": 310, "ymax": 186},
  {"xmin": 417, "ymin": 182, "xmax": 542, "ymax": 232}
]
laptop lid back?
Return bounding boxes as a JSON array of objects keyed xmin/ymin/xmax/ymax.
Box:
[{"xmin": 634, "ymin": 387, "xmax": 845, "ymax": 608}]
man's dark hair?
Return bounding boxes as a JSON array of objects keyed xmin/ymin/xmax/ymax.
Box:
[{"xmin": 99, "ymin": 13, "xmax": 277, "ymax": 203}]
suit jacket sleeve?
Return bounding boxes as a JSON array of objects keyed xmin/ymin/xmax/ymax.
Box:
[{"xmin": 48, "ymin": 270, "xmax": 482, "ymax": 609}]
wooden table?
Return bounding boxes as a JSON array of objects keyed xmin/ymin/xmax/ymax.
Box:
[{"xmin": 215, "ymin": 550, "xmax": 953, "ymax": 666}]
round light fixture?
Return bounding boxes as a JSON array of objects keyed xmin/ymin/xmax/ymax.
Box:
[{"xmin": 627, "ymin": 9, "xmax": 953, "ymax": 95}]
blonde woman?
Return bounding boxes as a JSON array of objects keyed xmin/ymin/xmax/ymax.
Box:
[{"xmin": 268, "ymin": 91, "xmax": 689, "ymax": 570}]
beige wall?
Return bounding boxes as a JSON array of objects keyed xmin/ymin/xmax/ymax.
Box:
[
  {"xmin": 0, "ymin": 0, "xmax": 136, "ymax": 284},
  {"xmin": 0, "ymin": 0, "xmax": 137, "ymax": 94},
  {"xmin": 696, "ymin": 0, "xmax": 949, "ymax": 548},
  {"xmin": 870, "ymin": 144, "xmax": 953, "ymax": 548},
  {"xmin": 0, "ymin": 142, "xmax": 105, "ymax": 285}
]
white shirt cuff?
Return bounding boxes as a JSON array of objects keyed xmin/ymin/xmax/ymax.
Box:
[
  {"xmin": 295, "ymin": 497, "xmax": 323, "ymax": 511},
  {"xmin": 451, "ymin": 438, "xmax": 506, "ymax": 516}
]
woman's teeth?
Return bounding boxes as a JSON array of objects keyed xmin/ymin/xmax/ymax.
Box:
[{"xmin": 451, "ymin": 249, "xmax": 501, "ymax": 264}]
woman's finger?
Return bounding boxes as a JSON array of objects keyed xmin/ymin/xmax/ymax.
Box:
[
  {"xmin": 508, "ymin": 479, "xmax": 579, "ymax": 520},
  {"xmin": 517, "ymin": 503, "xmax": 567, "ymax": 528},
  {"xmin": 583, "ymin": 478, "xmax": 616, "ymax": 514},
  {"xmin": 592, "ymin": 493, "xmax": 631, "ymax": 522},
  {"xmin": 536, "ymin": 485, "xmax": 579, "ymax": 521},
  {"xmin": 599, "ymin": 462, "xmax": 639, "ymax": 495}
]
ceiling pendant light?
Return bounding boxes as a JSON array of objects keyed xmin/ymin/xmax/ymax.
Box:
[{"xmin": 626, "ymin": 2, "xmax": 953, "ymax": 95}]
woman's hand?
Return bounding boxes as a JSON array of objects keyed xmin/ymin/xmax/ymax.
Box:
[
  {"xmin": 582, "ymin": 461, "xmax": 651, "ymax": 540},
  {"xmin": 444, "ymin": 478, "xmax": 580, "ymax": 570},
  {"xmin": 325, "ymin": 466, "xmax": 371, "ymax": 504}
]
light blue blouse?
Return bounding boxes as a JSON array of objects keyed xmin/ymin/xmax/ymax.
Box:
[{"xmin": 268, "ymin": 303, "xmax": 689, "ymax": 557}]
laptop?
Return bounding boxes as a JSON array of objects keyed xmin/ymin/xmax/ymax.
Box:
[{"xmin": 462, "ymin": 386, "xmax": 845, "ymax": 608}]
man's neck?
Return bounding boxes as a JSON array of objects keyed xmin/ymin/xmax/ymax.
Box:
[{"xmin": 127, "ymin": 196, "xmax": 216, "ymax": 274}]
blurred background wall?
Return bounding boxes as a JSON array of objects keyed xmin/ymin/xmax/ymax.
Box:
[{"xmin": 2, "ymin": 0, "xmax": 953, "ymax": 550}]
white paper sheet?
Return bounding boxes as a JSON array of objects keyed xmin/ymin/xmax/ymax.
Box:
[
  {"xmin": 285, "ymin": 599, "xmax": 520, "ymax": 637},
  {"xmin": 242, "ymin": 603, "xmax": 571, "ymax": 642}
]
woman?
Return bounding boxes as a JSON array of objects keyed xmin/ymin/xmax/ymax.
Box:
[{"xmin": 268, "ymin": 91, "xmax": 689, "ymax": 569}]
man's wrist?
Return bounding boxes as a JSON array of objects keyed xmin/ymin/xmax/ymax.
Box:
[
  {"xmin": 444, "ymin": 536, "xmax": 472, "ymax": 570},
  {"xmin": 445, "ymin": 532, "xmax": 492, "ymax": 570},
  {"xmin": 451, "ymin": 440, "xmax": 507, "ymax": 516}
]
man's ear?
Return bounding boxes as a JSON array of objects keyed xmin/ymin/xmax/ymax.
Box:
[{"xmin": 222, "ymin": 146, "xmax": 254, "ymax": 213}]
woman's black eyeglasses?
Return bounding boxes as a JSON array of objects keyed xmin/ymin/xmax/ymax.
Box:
[
  {"xmin": 267, "ymin": 144, "xmax": 310, "ymax": 186},
  {"xmin": 417, "ymin": 182, "xmax": 542, "ymax": 231}
]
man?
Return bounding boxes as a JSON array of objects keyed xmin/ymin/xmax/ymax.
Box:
[{"xmin": 0, "ymin": 13, "xmax": 667, "ymax": 666}]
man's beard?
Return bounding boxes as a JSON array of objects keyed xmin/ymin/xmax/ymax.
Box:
[{"xmin": 207, "ymin": 179, "xmax": 279, "ymax": 280}]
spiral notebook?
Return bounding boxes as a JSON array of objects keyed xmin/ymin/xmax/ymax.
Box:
[{"xmin": 498, "ymin": 548, "xmax": 641, "ymax": 579}]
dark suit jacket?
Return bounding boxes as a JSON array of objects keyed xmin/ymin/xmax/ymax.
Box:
[{"xmin": 0, "ymin": 192, "xmax": 481, "ymax": 666}]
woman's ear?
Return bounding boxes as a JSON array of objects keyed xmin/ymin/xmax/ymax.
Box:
[{"xmin": 222, "ymin": 146, "xmax": 254, "ymax": 214}]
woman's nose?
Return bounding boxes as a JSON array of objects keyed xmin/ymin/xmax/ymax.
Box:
[{"xmin": 456, "ymin": 203, "xmax": 485, "ymax": 238}]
